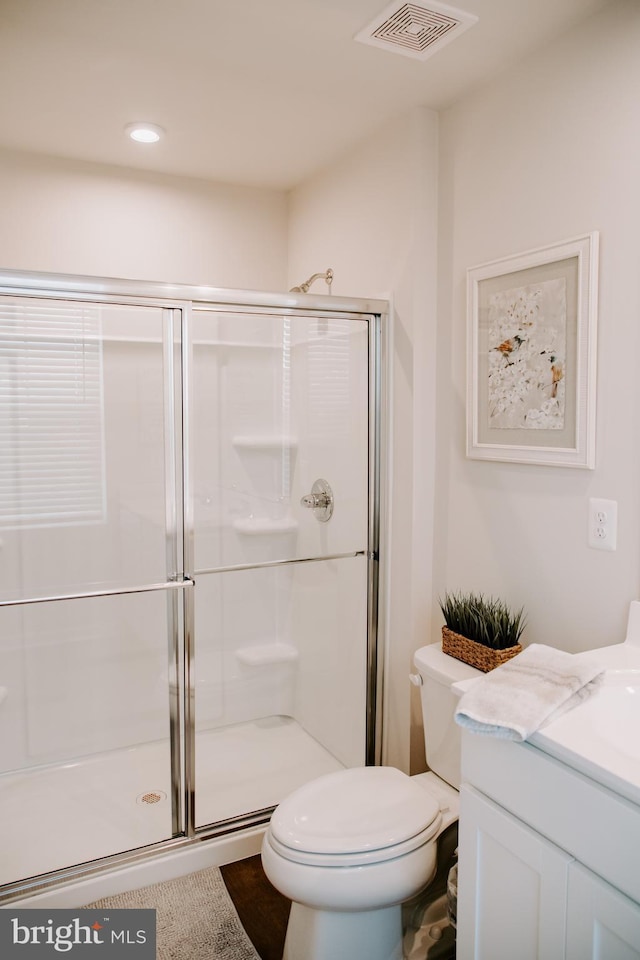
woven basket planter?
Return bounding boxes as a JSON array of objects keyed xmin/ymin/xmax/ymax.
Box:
[{"xmin": 442, "ymin": 626, "xmax": 522, "ymax": 673}]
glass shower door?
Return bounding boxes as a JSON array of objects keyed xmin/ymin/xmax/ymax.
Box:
[
  {"xmin": 190, "ymin": 308, "xmax": 372, "ymax": 828},
  {"xmin": 0, "ymin": 296, "xmax": 183, "ymax": 885}
]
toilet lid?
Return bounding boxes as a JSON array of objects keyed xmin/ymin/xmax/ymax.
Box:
[{"xmin": 269, "ymin": 766, "xmax": 441, "ymax": 857}]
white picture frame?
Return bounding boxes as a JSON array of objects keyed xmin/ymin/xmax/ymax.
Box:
[{"xmin": 466, "ymin": 232, "xmax": 599, "ymax": 468}]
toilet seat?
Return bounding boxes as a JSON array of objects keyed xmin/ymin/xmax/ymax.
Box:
[
  {"xmin": 268, "ymin": 766, "xmax": 442, "ymax": 868},
  {"xmin": 267, "ymin": 818, "xmax": 442, "ymax": 867}
]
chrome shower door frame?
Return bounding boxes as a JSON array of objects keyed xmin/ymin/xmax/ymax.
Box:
[{"xmin": 0, "ymin": 268, "xmax": 388, "ymax": 899}]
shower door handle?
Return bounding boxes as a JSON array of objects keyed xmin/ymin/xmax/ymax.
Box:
[{"xmin": 300, "ymin": 479, "xmax": 334, "ymax": 522}]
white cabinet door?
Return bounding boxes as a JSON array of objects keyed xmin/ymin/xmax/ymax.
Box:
[
  {"xmin": 567, "ymin": 863, "xmax": 640, "ymax": 960},
  {"xmin": 457, "ymin": 785, "xmax": 573, "ymax": 960}
]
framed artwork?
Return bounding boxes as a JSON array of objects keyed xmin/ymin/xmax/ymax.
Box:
[{"xmin": 466, "ymin": 232, "xmax": 599, "ymax": 468}]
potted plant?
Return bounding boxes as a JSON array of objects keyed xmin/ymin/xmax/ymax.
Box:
[{"xmin": 439, "ymin": 591, "xmax": 526, "ymax": 672}]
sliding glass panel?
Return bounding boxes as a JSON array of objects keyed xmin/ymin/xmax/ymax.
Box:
[
  {"xmin": 194, "ymin": 555, "xmax": 367, "ymax": 828},
  {"xmin": 0, "ymin": 297, "xmax": 176, "ymax": 601},
  {"xmin": 0, "ymin": 589, "xmax": 177, "ymax": 886},
  {"xmin": 191, "ymin": 310, "xmax": 369, "ymax": 571}
]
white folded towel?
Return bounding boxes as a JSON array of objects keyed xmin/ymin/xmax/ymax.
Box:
[{"xmin": 454, "ymin": 643, "xmax": 604, "ymax": 741}]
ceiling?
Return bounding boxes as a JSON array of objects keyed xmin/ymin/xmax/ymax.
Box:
[{"xmin": 0, "ymin": 0, "xmax": 612, "ymax": 190}]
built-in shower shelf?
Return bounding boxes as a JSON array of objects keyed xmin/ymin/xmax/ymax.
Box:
[
  {"xmin": 232, "ymin": 435, "xmax": 298, "ymax": 450},
  {"xmin": 235, "ymin": 643, "xmax": 299, "ymax": 667},
  {"xmin": 233, "ymin": 518, "xmax": 298, "ymax": 535}
]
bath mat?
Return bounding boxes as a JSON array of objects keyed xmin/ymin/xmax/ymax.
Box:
[{"xmin": 84, "ymin": 865, "xmax": 260, "ymax": 960}]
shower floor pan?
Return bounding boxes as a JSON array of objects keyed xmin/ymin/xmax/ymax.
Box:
[{"xmin": 0, "ymin": 715, "xmax": 343, "ymax": 888}]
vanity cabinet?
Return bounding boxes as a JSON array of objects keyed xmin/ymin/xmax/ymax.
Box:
[
  {"xmin": 566, "ymin": 863, "xmax": 640, "ymax": 959},
  {"xmin": 457, "ymin": 734, "xmax": 640, "ymax": 960},
  {"xmin": 457, "ymin": 785, "xmax": 571, "ymax": 960}
]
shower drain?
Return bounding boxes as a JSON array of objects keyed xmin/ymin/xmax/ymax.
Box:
[{"xmin": 136, "ymin": 790, "xmax": 167, "ymax": 806}]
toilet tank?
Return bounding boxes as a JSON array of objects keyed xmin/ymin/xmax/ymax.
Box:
[{"xmin": 413, "ymin": 642, "xmax": 481, "ymax": 789}]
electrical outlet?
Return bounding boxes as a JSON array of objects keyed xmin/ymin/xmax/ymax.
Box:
[{"xmin": 588, "ymin": 498, "xmax": 617, "ymax": 551}]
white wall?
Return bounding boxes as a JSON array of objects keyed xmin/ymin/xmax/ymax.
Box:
[
  {"xmin": 0, "ymin": 147, "xmax": 287, "ymax": 289},
  {"xmin": 288, "ymin": 107, "xmax": 440, "ymax": 773},
  {"xmin": 436, "ymin": 0, "xmax": 640, "ymax": 653}
]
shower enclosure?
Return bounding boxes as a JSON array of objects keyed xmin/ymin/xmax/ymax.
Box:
[{"xmin": 0, "ymin": 269, "xmax": 386, "ymax": 899}]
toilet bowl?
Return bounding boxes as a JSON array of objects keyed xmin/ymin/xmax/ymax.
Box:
[
  {"xmin": 261, "ymin": 642, "xmax": 482, "ymax": 960},
  {"xmin": 261, "ymin": 766, "xmax": 443, "ymax": 960}
]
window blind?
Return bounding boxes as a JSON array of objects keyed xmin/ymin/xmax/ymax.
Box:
[
  {"xmin": 0, "ymin": 299, "xmax": 106, "ymax": 528},
  {"xmin": 307, "ymin": 319, "xmax": 352, "ymax": 442}
]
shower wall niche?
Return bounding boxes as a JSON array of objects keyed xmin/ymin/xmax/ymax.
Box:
[{"xmin": 0, "ymin": 273, "xmax": 384, "ymax": 896}]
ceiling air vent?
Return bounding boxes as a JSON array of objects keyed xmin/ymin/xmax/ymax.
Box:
[{"xmin": 355, "ymin": 1, "xmax": 478, "ymax": 61}]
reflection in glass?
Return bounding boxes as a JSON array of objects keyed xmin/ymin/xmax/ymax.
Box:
[{"xmin": 0, "ymin": 298, "xmax": 172, "ymax": 602}]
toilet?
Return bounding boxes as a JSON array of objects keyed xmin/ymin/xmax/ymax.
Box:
[{"xmin": 261, "ymin": 641, "xmax": 481, "ymax": 960}]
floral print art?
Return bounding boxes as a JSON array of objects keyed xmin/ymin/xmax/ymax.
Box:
[{"xmin": 488, "ymin": 278, "xmax": 567, "ymax": 430}]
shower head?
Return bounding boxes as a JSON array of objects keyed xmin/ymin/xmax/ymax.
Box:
[{"xmin": 290, "ymin": 268, "xmax": 333, "ymax": 294}]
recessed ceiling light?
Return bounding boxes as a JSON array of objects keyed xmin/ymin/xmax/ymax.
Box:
[{"xmin": 125, "ymin": 122, "xmax": 164, "ymax": 144}]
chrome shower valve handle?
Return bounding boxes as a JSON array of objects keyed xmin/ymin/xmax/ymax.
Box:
[
  {"xmin": 301, "ymin": 493, "xmax": 328, "ymax": 509},
  {"xmin": 300, "ymin": 479, "xmax": 334, "ymax": 522}
]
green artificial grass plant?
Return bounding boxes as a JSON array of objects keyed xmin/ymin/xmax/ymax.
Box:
[{"xmin": 439, "ymin": 591, "xmax": 526, "ymax": 651}]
